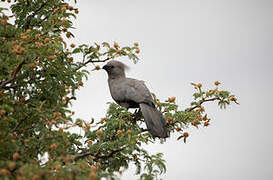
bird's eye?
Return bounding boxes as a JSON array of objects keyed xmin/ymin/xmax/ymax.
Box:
[{"xmin": 110, "ymin": 65, "xmax": 114, "ymax": 69}]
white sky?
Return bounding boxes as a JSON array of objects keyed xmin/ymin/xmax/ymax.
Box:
[{"xmin": 69, "ymin": 0, "xmax": 273, "ymax": 179}]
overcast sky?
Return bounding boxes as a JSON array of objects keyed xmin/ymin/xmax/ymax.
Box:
[{"xmin": 67, "ymin": 0, "xmax": 273, "ymax": 179}]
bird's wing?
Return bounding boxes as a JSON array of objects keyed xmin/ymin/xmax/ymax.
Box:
[{"xmin": 122, "ymin": 78, "xmax": 154, "ymax": 105}]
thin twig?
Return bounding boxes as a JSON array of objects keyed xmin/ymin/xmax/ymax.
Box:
[
  {"xmin": 74, "ymin": 145, "xmax": 126, "ymax": 161},
  {"xmin": 0, "ymin": 60, "xmax": 25, "ymax": 88},
  {"xmin": 44, "ymin": 135, "xmax": 63, "ymax": 140},
  {"xmin": 187, "ymin": 97, "xmax": 220, "ymax": 112},
  {"xmin": 12, "ymin": 116, "xmax": 28, "ymax": 132},
  {"xmin": 75, "ymin": 57, "xmax": 112, "ymax": 71}
]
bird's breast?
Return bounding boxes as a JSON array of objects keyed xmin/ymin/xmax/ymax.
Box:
[{"xmin": 108, "ymin": 80, "xmax": 125, "ymax": 101}]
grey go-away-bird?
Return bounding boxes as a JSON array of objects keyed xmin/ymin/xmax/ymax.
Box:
[{"xmin": 102, "ymin": 61, "xmax": 168, "ymax": 138}]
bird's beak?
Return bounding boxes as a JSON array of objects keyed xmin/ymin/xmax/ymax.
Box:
[{"xmin": 102, "ymin": 65, "xmax": 109, "ymax": 71}]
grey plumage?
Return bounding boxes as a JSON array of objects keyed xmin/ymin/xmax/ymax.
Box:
[{"xmin": 102, "ymin": 61, "xmax": 168, "ymax": 138}]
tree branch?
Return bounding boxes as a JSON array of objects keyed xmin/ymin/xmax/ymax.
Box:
[
  {"xmin": 83, "ymin": 57, "xmax": 111, "ymax": 64},
  {"xmin": 75, "ymin": 57, "xmax": 112, "ymax": 71},
  {"xmin": 74, "ymin": 145, "xmax": 126, "ymax": 161},
  {"xmin": 0, "ymin": 60, "xmax": 25, "ymax": 88},
  {"xmin": 187, "ymin": 97, "xmax": 220, "ymax": 112},
  {"xmin": 12, "ymin": 116, "xmax": 28, "ymax": 132}
]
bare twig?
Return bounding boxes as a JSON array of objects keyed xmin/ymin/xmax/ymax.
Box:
[
  {"xmin": 187, "ymin": 97, "xmax": 220, "ymax": 112},
  {"xmin": 75, "ymin": 57, "xmax": 112, "ymax": 71},
  {"xmin": 141, "ymin": 128, "xmax": 149, "ymax": 132},
  {"xmin": 83, "ymin": 57, "xmax": 111, "ymax": 64}
]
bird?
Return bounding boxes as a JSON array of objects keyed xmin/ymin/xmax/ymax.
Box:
[{"xmin": 102, "ymin": 60, "xmax": 168, "ymax": 138}]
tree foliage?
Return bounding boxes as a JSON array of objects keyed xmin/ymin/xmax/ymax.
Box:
[{"xmin": 0, "ymin": 0, "xmax": 238, "ymax": 179}]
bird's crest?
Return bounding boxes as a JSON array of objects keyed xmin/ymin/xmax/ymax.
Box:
[{"xmin": 106, "ymin": 61, "xmax": 130, "ymax": 71}]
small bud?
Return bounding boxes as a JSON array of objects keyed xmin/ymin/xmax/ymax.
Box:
[
  {"xmin": 68, "ymin": 57, "xmax": 73, "ymax": 62},
  {"xmin": 113, "ymin": 42, "xmax": 119, "ymax": 48},
  {"xmin": 8, "ymin": 162, "xmax": 16, "ymax": 171},
  {"xmin": 183, "ymin": 132, "xmax": 189, "ymax": 137},
  {"xmin": 134, "ymin": 42, "xmax": 139, "ymax": 46},
  {"xmin": 20, "ymin": 34, "xmax": 29, "ymax": 40},
  {"xmin": 117, "ymin": 130, "xmax": 123, "ymax": 136},
  {"xmin": 13, "ymin": 152, "xmax": 20, "ymax": 161},
  {"xmin": 1, "ymin": 37, "xmax": 6, "ymax": 42},
  {"xmin": 116, "ymin": 49, "xmax": 121, "ymax": 54},
  {"xmin": 229, "ymin": 95, "xmax": 237, "ymax": 102},
  {"xmin": 202, "ymin": 115, "xmax": 208, "ymax": 121},
  {"xmin": 204, "ymin": 121, "xmax": 210, "ymax": 127},
  {"xmin": 0, "ymin": 109, "xmax": 6, "ymax": 116},
  {"xmin": 87, "ymin": 140, "xmax": 93, "ymax": 146},
  {"xmin": 61, "ymin": 6, "xmax": 67, "ymax": 12},
  {"xmin": 53, "ymin": 8, "xmax": 58, "ymax": 14},
  {"xmin": 166, "ymin": 117, "xmax": 172, "ymax": 124},
  {"xmin": 95, "ymin": 65, "xmax": 100, "ymax": 70},
  {"xmin": 48, "ymin": 55, "xmax": 55, "ymax": 61},
  {"xmin": 68, "ymin": 6, "xmax": 74, "ymax": 11},
  {"xmin": 192, "ymin": 120, "xmax": 200, "ymax": 127},
  {"xmin": 168, "ymin": 97, "xmax": 176, "ymax": 103},
  {"xmin": 0, "ymin": 19, "xmax": 8, "ymax": 25},
  {"xmin": 35, "ymin": 34, "xmax": 40, "ymax": 40},
  {"xmin": 54, "ymin": 112, "xmax": 61, "ymax": 118},
  {"xmin": 50, "ymin": 143, "xmax": 58, "ymax": 150},
  {"xmin": 51, "ymin": 120, "xmax": 56, "ymax": 124},
  {"xmin": 214, "ymin": 81, "xmax": 220, "ymax": 86},
  {"xmin": 29, "ymin": 63, "xmax": 36, "ymax": 69},
  {"xmin": 58, "ymin": 37, "xmax": 63, "ymax": 41},
  {"xmin": 126, "ymin": 129, "xmax": 132, "ymax": 135},
  {"xmin": 0, "ymin": 169, "xmax": 10, "ymax": 176},
  {"xmin": 96, "ymin": 129, "xmax": 102, "ymax": 135},
  {"xmin": 197, "ymin": 83, "xmax": 202, "ymax": 88},
  {"xmin": 213, "ymin": 88, "xmax": 219, "ymax": 94},
  {"xmin": 85, "ymin": 124, "xmax": 90, "ymax": 131},
  {"xmin": 135, "ymin": 49, "xmax": 140, "ymax": 54},
  {"xmin": 70, "ymin": 43, "xmax": 75, "ymax": 48},
  {"xmin": 12, "ymin": 40, "xmax": 18, "ymax": 47},
  {"xmin": 14, "ymin": 100, "xmax": 20, "ymax": 105},
  {"xmin": 66, "ymin": 32, "xmax": 71, "ymax": 38},
  {"xmin": 74, "ymin": 9, "xmax": 79, "ymax": 14},
  {"xmin": 61, "ymin": 18, "xmax": 67, "ymax": 24}
]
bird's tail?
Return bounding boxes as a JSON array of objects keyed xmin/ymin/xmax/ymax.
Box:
[{"xmin": 139, "ymin": 103, "xmax": 169, "ymax": 138}]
